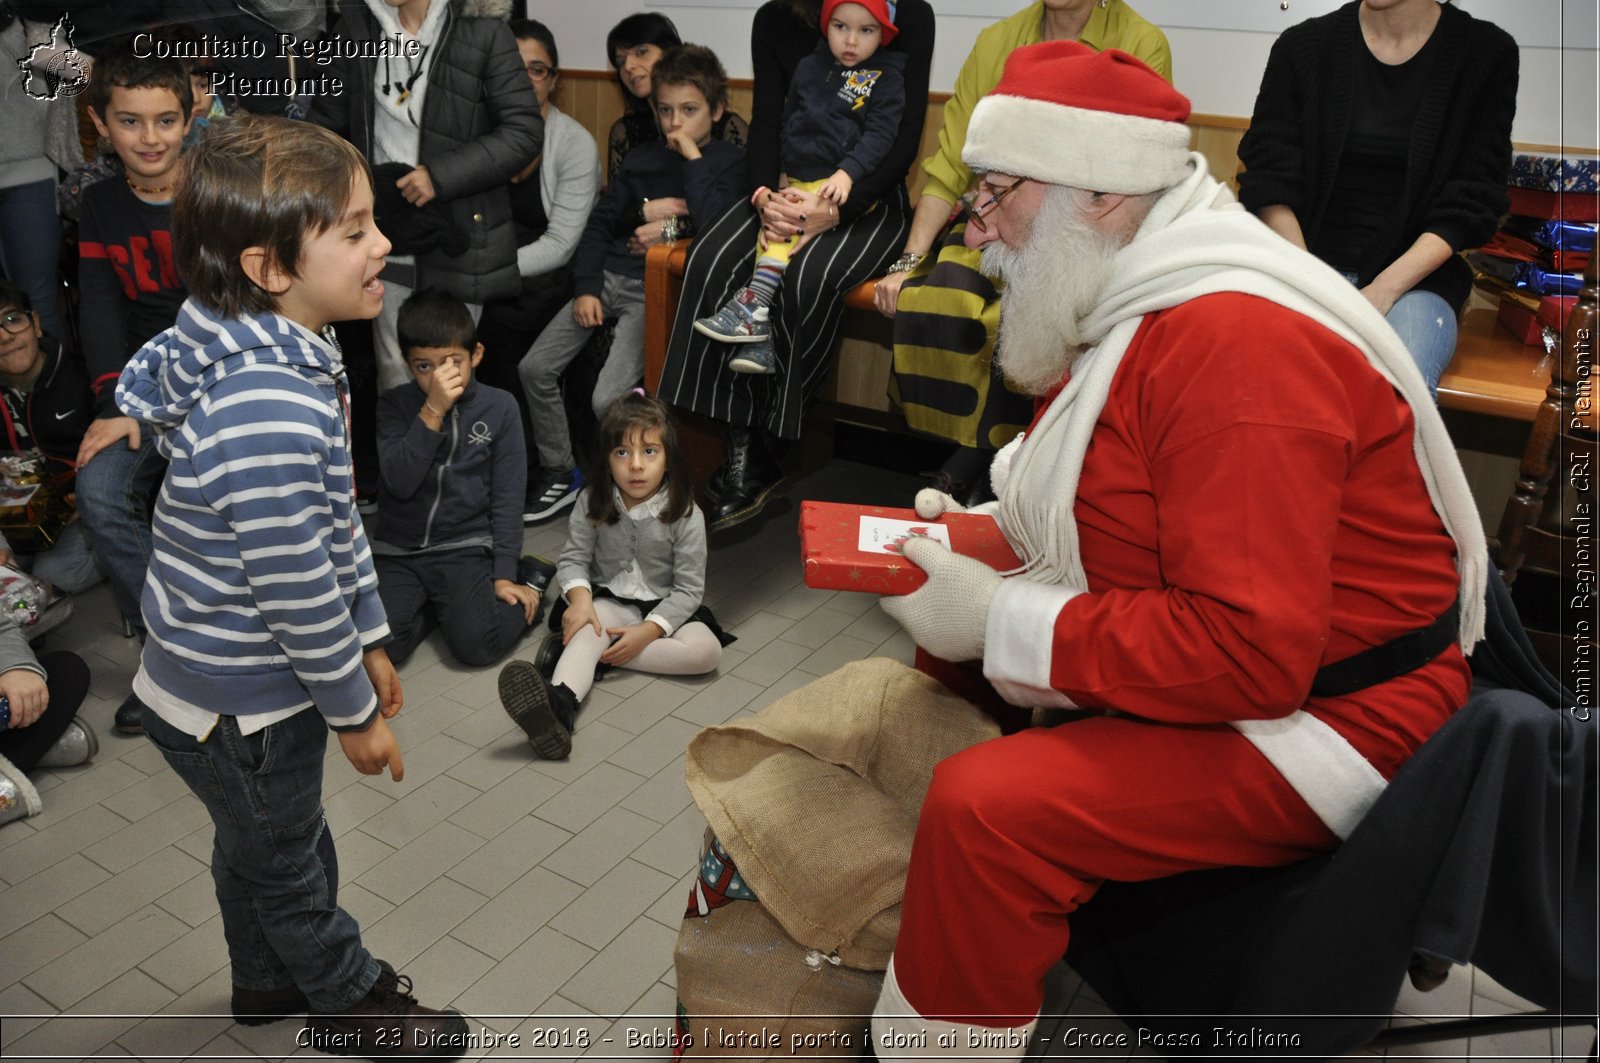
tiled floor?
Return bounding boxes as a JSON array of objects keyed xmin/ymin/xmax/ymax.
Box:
[{"xmin": 1, "ymin": 459, "xmax": 1591, "ymax": 1062}]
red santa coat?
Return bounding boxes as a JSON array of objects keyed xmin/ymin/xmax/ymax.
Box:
[{"xmin": 982, "ymin": 291, "xmax": 1470, "ymax": 777}]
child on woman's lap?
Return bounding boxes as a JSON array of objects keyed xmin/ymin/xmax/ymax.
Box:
[{"xmin": 498, "ymin": 393, "xmax": 730, "ymax": 759}]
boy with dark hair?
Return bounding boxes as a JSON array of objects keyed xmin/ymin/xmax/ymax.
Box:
[
  {"xmin": 0, "ymin": 281, "xmax": 100, "ymax": 595},
  {"xmin": 115, "ymin": 115, "xmax": 468, "ymax": 1054},
  {"xmin": 372, "ymin": 288, "xmax": 555, "ymax": 668},
  {"xmin": 517, "ymin": 43, "xmax": 744, "ymax": 522},
  {"xmin": 73, "ymin": 43, "xmax": 194, "ymax": 734}
]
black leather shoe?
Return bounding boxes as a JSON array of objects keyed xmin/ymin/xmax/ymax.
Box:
[
  {"xmin": 114, "ymin": 693, "xmax": 145, "ymax": 735},
  {"xmin": 232, "ymin": 982, "xmax": 310, "ymax": 1026},
  {"xmin": 707, "ymin": 427, "xmax": 784, "ymax": 532},
  {"xmin": 498, "ymin": 660, "xmax": 573, "ymax": 760}
]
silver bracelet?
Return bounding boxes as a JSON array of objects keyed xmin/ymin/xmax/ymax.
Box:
[{"xmin": 886, "ymin": 251, "xmax": 924, "ymax": 275}]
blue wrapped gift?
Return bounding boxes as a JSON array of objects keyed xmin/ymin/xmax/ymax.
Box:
[
  {"xmin": 1508, "ymin": 152, "xmax": 1600, "ymax": 193},
  {"xmin": 1513, "ymin": 262, "xmax": 1584, "ymax": 298}
]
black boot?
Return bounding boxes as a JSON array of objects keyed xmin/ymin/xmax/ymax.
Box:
[
  {"xmin": 497, "ymin": 660, "xmax": 576, "ymax": 760},
  {"xmin": 708, "ymin": 426, "xmax": 785, "ymax": 531}
]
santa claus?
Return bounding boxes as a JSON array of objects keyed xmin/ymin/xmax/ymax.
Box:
[{"xmin": 872, "ymin": 39, "xmax": 1487, "ymax": 1057}]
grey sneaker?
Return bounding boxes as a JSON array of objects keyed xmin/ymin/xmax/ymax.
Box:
[
  {"xmin": 35, "ymin": 715, "xmax": 98, "ymax": 769},
  {"xmin": 0, "ymin": 756, "xmax": 41, "ymax": 826},
  {"xmin": 727, "ymin": 335, "xmax": 778, "ymax": 375},
  {"xmin": 694, "ymin": 289, "xmax": 771, "ymax": 344}
]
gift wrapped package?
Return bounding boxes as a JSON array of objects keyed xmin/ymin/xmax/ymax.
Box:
[
  {"xmin": 1508, "ymin": 152, "xmax": 1600, "ymax": 194},
  {"xmin": 0, "ymin": 452, "xmax": 69, "ymax": 552},
  {"xmin": 1501, "ymin": 216, "xmax": 1598, "ymax": 253},
  {"xmin": 1513, "ymin": 262, "xmax": 1584, "ymax": 298},
  {"xmin": 1496, "ymin": 297, "xmax": 1546, "ymax": 346},
  {"xmin": 798, "ymin": 501, "xmax": 1022, "ymax": 595},
  {"xmin": 1537, "ymin": 294, "xmax": 1578, "ymax": 334},
  {"xmin": 1507, "ymin": 186, "xmax": 1600, "ymax": 224}
]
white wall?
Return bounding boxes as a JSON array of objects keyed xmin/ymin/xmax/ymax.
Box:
[{"xmin": 532, "ymin": 1, "xmax": 1598, "ymax": 148}]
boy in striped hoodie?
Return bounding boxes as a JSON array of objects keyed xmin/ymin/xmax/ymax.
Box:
[{"xmin": 115, "ymin": 116, "xmax": 469, "ymax": 1057}]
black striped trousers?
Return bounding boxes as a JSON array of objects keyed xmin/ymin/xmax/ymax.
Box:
[{"xmin": 657, "ymin": 184, "xmax": 911, "ymax": 441}]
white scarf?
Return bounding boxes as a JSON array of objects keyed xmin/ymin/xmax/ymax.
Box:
[{"xmin": 994, "ymin": 156, "xmax": 1487, "ymax": 838}]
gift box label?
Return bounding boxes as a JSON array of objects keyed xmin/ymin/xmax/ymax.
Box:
[{"xmin": 799, "ymin": 500, "xmax": 1022, "ymax": 595}]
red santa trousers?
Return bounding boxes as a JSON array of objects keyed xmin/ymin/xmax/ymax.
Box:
[{"xmin": 892, "ymin": 712, "xmax": 1341, "ymax": 1026}]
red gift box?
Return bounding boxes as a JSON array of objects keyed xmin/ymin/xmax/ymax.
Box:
[
  {"xmin": 1496, "ymin": 297, "xmax": 1546, "ymax": 346},
  {"xmin": 799, "ymin": 500, "xmax": 1023, "ymax": 595},
  {"xmin": 1506, "ymin": 186, "xmax": 1600, "ymax": 224},
  {"xmin": 1537, "ymin": 294, "xmax": 1578, "ymax": 335}
]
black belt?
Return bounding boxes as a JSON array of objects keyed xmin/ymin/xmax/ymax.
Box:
[{"xmin": 1309, "ymin": 598, "xmax": 1461, "ymax": 699}]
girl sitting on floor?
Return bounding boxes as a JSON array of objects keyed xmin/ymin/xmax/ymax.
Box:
[{"xmin": 497, "ymin": 392, "xmax": 732, "ymax": 759}]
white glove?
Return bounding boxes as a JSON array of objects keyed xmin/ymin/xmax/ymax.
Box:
[
  {"xmin": 879, "ymin": 535, "xmax": 1000, "ymax": 662},
  {"xmin": 913, "ymin": 487, "xmax": 964, "ymax": 520}
]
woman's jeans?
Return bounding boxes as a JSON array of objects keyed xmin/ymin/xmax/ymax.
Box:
[
  {"xmin": 141, "ymin": 704, "xmax": 380, "ymax": 1009},
  {"xmin": 1343, "ymin": 274, "xmax": 1458, "ymax": 396},
  {"xmin": 0, "ymin": 178, "xmax": 64, "ymax": 342}
]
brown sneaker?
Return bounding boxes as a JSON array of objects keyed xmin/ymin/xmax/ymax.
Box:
[{"xmin": 306, "ymin": 961, "xmax": 469, "ymax": 1059}]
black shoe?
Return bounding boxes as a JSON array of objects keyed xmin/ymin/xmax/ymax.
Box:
[
  {"xmin": 114, "ymin": 692, "xmax": 145, "ymax": 735},
  {"xmin": 232, "ymin": 982, "xmax": 310, "ymax": 1026},
  {"xmin": 517, "ymin": 554, "xmax": 558, "ymax": 624},
  {"xmin": 306, "ymin": 960, "xmax": 467, "ymax": 1059},
  {"xmin": 534, "ymin": 632, "xmax": 562, "ymax": 680},
  {"xmin": 707, "ymin": 428, "xmax": 785, "ymax": 532},
  {"xmin": 523, "ymin": 466, "xmax": 583, "ymax": 523},
  {"xmin": 498, "ymin": 660, "xmax": 574, "ymax": 760}
]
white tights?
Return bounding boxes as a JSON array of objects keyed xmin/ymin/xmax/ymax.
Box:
[{"xmin": 552, "ymin": 597, "xmax": 723, "ymax": 700}]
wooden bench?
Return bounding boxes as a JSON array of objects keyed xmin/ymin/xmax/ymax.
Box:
[{"xmin": 646, "ymin": 240, "xmax": 1552, "ymax": 438}]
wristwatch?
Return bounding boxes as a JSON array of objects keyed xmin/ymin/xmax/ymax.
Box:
[{"xmin": 886, "ymin": 251, "xmax": 925, "ymax": 275}]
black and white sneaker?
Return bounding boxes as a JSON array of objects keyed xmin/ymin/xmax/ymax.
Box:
[{"xmin": 523, "ymin": 466, "xmax": 583, "ymax": 523}]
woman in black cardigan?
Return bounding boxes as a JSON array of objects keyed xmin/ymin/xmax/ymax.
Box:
[
  {"xmin": 655, "ymin": 0, "xmax": 933, "ymax": 530},
  {"xmin": 1237, "ymin": 0, "xmax": 1517, "ymax": 395}
]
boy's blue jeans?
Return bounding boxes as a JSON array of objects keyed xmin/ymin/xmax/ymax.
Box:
[
  {"xmin": 142, "ymin": 703, "xmax": 381, "ymax": 1011},
  {"xmin": 74, "ymin": 432, "xmax": 166, "ymax": 627}
]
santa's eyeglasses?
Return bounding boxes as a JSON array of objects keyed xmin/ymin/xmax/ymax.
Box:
[{"xmin": 961, "ymin": 174, "xmax": 1031, "ymax": 232}]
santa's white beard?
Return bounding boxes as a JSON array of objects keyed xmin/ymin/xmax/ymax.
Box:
[{"xmin": 981, "ymin": 187, "xmax": 1122, "ymax": 396}]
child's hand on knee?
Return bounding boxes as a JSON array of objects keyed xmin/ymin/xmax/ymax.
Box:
[
  {"xmin": 339, "ymin": 714, "xmax": 405, "ymax": 781},
  {"xmin": 562, "ymin": 592, "xmax": 603, "ymax": 644},
  {"xmin": 819, "ymin": 170, "xmax": 852, "ymax": 205},
  {"xmin": 573, "ymin": 295, "xmax": 605, "ymax": 328},
  {"xmin": 599, "ymin": 621, "xmax": 663, "ymax": 666},
  {"xmin": 495, "ymin": 578, "xmax": 540, "ymax": 624}
]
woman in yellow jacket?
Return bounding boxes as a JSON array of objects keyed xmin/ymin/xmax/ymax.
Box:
[{"xmin": 876, "ymin": 0, "xmax": 1170, "ymax": 502}]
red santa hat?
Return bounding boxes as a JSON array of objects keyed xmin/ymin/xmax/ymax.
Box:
[
  {"xmin": 820, "ymin": 0, "xmax": 899, "ymax": 46},
  {"xmin": 962, "ymin": 40, "xmax": 1192, "ymax": 195}
]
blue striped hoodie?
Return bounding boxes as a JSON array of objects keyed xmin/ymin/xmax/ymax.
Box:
[{"xmin": 116, "ymin": 298, "xmax": 390, "ymax": 732}]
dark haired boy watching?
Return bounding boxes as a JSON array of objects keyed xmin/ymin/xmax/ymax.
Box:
[
  {"xmin": 73, "ymin": 44, "xmax": 193, "ymax": 733},
  {"xmin": 371, "ymin": 288, "xmax": 556, "ymax": 668}
]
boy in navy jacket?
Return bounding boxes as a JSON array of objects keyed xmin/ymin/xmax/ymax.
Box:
[{"xmin": 372, "ymin": 288, "xmax": 553, "ymax": 667}]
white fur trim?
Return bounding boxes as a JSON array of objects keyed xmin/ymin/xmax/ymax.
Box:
[
  {"xmin": 988, "ymin": 433, "xmax": 1023, "ymax": 500},
  {"xmin": 984, "ymin": 580, "xmax": 1081, "ymax": 709},
  {"xmin": 964, "ymin": 97, "xmax": 1191, "ymax": 195},
  {"xmin": 1231, "ymin": 713, "xmax": 1388, "ymax": 840},
  {"xmin": 0, "ymin": 751, "xmax": 42, "ymax": 818},
  {"xmin": 873, "ymin": 957, "xmax": 1038, "ymax": 1059}
]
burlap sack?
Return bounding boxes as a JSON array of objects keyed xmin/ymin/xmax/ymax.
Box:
[{"xmin": 683, "ymin": 656, "xmax": 1001, "ymax": 971}]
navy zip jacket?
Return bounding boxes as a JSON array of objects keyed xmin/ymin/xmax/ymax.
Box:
[
  {"xmin": 371, "ymin": 378, "xmax": 527, "ymax": 582},
  {"xmin": 571, "ymin": 138, "xmax": 745, "ymax": 298},
  {"xmin": 781, "ymin": 42, "xmax": 906, "ymax": 184}
]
